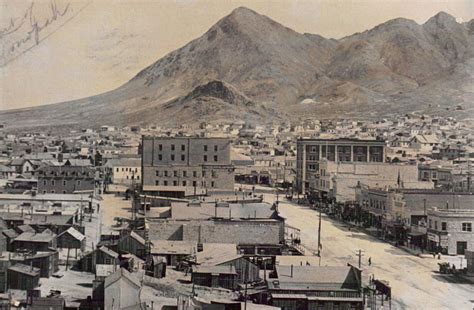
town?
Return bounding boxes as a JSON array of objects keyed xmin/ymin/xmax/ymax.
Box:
[{"xmin": 0, "ymin": 112, "xmax": 472, "ymax": 309}]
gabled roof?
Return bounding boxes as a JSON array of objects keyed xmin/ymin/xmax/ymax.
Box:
[
  {"xmin": 2, "ymin": 229, "xmax": 19, "ymax": 239},
  {"xmin": 104, "ymin": 268, "xmax": 141, "ymax": 289},
  {"xmin": 16, "ymin": 224, "xmax": 35, "ymax": 234},
  {"xmin": 58, "ymin": 227, "xmax": 85, "ymax": 241},
  {"xmin": 98, "ymin": 246, "xmax": 119, "ymax": 258},
  {"xmin": 127, "ymin": 231, "xmax": 146, "ymax": 246},
  {"xmin": 14, "ymin": 231, "xmax": 56, "ymax": 243}
]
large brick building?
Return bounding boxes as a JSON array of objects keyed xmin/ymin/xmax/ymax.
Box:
[
  {"xmin": 37, "ymin": 164, "xmax": 95, "ymax": 194},
  {"xmin": 141, "ymin": 136, "xmax": 234, "ymax": 197},
  {"xmin": 296, "ymin": 138, "xmax": 386, "ymax": 194}
]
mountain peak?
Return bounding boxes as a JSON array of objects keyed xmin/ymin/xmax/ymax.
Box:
[
  {"xmin": 229, "ymin": 6, "xmax": 259, "ymax": 17},
  {"xmin": 425, "ymin": 11, "xmax": 457, "ymax": 27}
]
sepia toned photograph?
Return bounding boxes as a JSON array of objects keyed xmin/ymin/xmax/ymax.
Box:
[{"xmin": 0, "ymin": 0, "xmax": 473, "ymax": 309}]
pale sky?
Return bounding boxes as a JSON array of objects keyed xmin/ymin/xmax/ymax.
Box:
[{"xmin": 1, "ymin": 0, "xmax": 472, "ymax": 110}]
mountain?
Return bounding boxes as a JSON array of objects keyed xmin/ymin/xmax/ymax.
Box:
[{"xmin": 1, "ymin": 8, "xmax": 473, "ymax": 130}]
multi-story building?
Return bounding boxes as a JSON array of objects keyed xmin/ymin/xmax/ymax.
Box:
[
  {"xmin": 141, "ymin": 137, "xmax": 234, "ymax": 197},
  {"xmin": 427, "ymin": 208, "xmax": 474, "ymax": 255},
  {"xmin": 104, "ymin": 158, "xmax": 141, "ymax": 185},
  {"xmin": 37, "ymin": 164, "xmax": 95, "ymax": 194},
  {"xmin": 296, "ymin": 138, "xmax": 386, "ymax": 194}
]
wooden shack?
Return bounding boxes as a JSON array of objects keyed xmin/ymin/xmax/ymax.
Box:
[
  {"xmin": 7, "ymin": 263, "xmax": 40, "ymax": 290},
  {"xmin": 57, "ymin": 227, "xmax": 86, "ymax": 251},
  {"xmin": 191, "ymin": 265, "xmax": 237, "ymax": 290},
  {"xmin": 117, "ymin": 231, "xmax": 146, "ymax": 257}
]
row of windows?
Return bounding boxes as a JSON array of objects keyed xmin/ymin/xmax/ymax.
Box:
[
  {"xmin": 429, "ymin": 220, "xmax": 472, "ymax": 232},
  {"xmin": 116, "ymin": 167, "xmax": 138, "ymax": 173},
  {"xmin": 43, "ymin": 190, "xmax": 70, "ymax": 194},
  {"xmin": 43, "ymin": 180, "xmax": 83, "ymax": 186},
  {"xmin": 155, "ymin": 180, "xmax": 215, "ymax": 187},
  {"xmin": 155, "ymin": 170, "xmax": 218, "ymax": 178},
  {"xmin": 155, "ymin": 154, "xmax": 219, "ymax": 162},
  {"xmin": 158, "ymin": 144, "xmax": 219, "ymax": 152}
]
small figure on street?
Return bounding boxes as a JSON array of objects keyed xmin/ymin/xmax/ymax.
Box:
[
  {"xmin": 432, "ymin": 252, "xmax": 436, "ymax": 258},
  {"xmin": 438, "ymin": 253, "xmax": 441, "ymax": 260},
  {"xmin": 368, "ymin": 257, "xmax": 372, "ymax": 266}
]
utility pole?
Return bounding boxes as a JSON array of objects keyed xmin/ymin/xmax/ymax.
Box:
[
  {"xmin": 244, "ymin": 262, "xmax": 248, "ymax": 310},
  {"xmin": 423, "ymin": 198, "xmax": 426, "ymax": 217},
  {"xmin": 317, "ymin": 208, "xmax": 322, "ymax": 257},
  {"xmin": 355, "ymin": 249, "xmax": 365, "ymax": 269}
]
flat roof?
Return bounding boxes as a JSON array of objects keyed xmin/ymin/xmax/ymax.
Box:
[
  {"xmin": 171, "ymin": 201, "xmax": 278, "ymax": 220},
  {"xmin": 193, "ymin": 265, "xmax": 237, "ymax": 275},
  {"xmin": 297, "ymin": 138, "xmax": 385, "ymax": 144}
]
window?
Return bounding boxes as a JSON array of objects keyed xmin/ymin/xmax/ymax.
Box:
[
  {"xmin": 434, "ymin": 221, "xmax": 438, "ymax": 230},
  {"xmin": 171, "ymin": 154, "xmax": 175, "ymax": 161},
  {"xmin": 171, "ymin": 144, "xmax": 175, "ymax": 151},
  {"xmin": 214, "ymin": 145, "xmax": 218, "ymax": 152},
  {"xmin": 158, "ymin": 154, "xmax": 162, "ymax": 161},
  {"xmin": 159, "ymin": 144, "xmax": 163, "ymax": 151},
  {"xmin": 212, "ymin": 171, "xmax": 217, "ymax": 178},
  {"xmin": 181, "ymin": 154, "xmax": 185, "ymax": 161},
  {"xmin": 182, "ymin": 181, "xmax": 187, "ymax": 186},
  {"xmin": 51, "ymin": 180, "xmax": 55, "ymax": 186},
  {"xmin": 308, "ymin": 164, "xmax": 316, "ymax": 171},
  {"xmin": 204, "ymin": 155, "xmax": 208, "ymax": 162},
  {"xmin": 202, "ymin": 171, "xmax": 207, "ymax": 177},
  {"xmin": 429, "ymin": 219, "xmax": 432, "ymax": 228},
  {"xmin": 192, "ymin": 181, "xmax": 197, "ymax": 187},
  {"xmin": 77, "ymin": 180, "xmax": 81, "ymax": 186},
  {"xmin": 155, "ymin": 180, "xmax": 159, "ymax": 186},
  {"xmin": 462, "ymin": 223, "xmax": 472, "ymax": 232},
  {"xmin": 193, "ymin": 171, "xmax": 197, "ymax": 178},
  {"xmin": 173, "ymin": 180, "xmax": 178, "ymax": 186},
  {"xmin": 164, "ymin": 171, "xmax": 168, "ymax": 177},
  {"xmin": 181, "ymin": 145, "xmax": 185, "ymax": 151},
  {"xmin": 163, "ymin": 181, "xmax": 168, "ymax": 186},
  {"xmin": 204, "ymin": 145, "xmax": 208, "ymax": 152},
  {"xmin": 116, "ymin": 168, "xmax": 119, "ymax": 172},
  {"xmin": 441, "ymin": 222, "xmax": 447, "ymax": 231},
  {"xmin": 183, "ymin": 171, "xmax": 187, "ymax": 177},
  {"xmin": 214, "ymin": 155, "xmax": 218, "ymax": 162},
  {"xmin": 63, "ymin": 180, "xmax": 66, "ymax": 186},
  {"xmin": 122, "ymin": 168, "xmax": 125, "ymax": 172},
  {"xmin": 211, "ymin": 181, "xmax": 215, "ymax": 188},
  {"xmin": 156, "ymin": 171, "xmax": 160, "ymax": 177},
  {"xmin": 174, "ymin": 171, "xmax": 178, "ymax": 177},
  {"xmin": 43, "ymin": 180, "xmax": 47, "ymax": 186}
]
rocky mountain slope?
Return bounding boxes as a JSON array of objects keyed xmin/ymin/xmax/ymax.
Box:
[{"xmin": 1, "ymin": 8, "xmax": 473, "ymax": 130}]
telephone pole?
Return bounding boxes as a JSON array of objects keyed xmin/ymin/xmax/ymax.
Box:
[
  {"xmin": 317, "ymin": 208, "xmax": 322, "ymax": 257},
  {"xmin": 355, "ymin": 249, "xmax": 365, "ymax": 268}
]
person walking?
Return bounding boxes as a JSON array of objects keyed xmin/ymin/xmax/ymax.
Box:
[{"xmin": 368, "ymin": 257, "xmax": 372, "ymax": 266}]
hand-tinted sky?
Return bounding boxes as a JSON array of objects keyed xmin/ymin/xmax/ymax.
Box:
[{"xmin": 1, "ymin": 0, "xmax": 472, "ymax": 110}]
